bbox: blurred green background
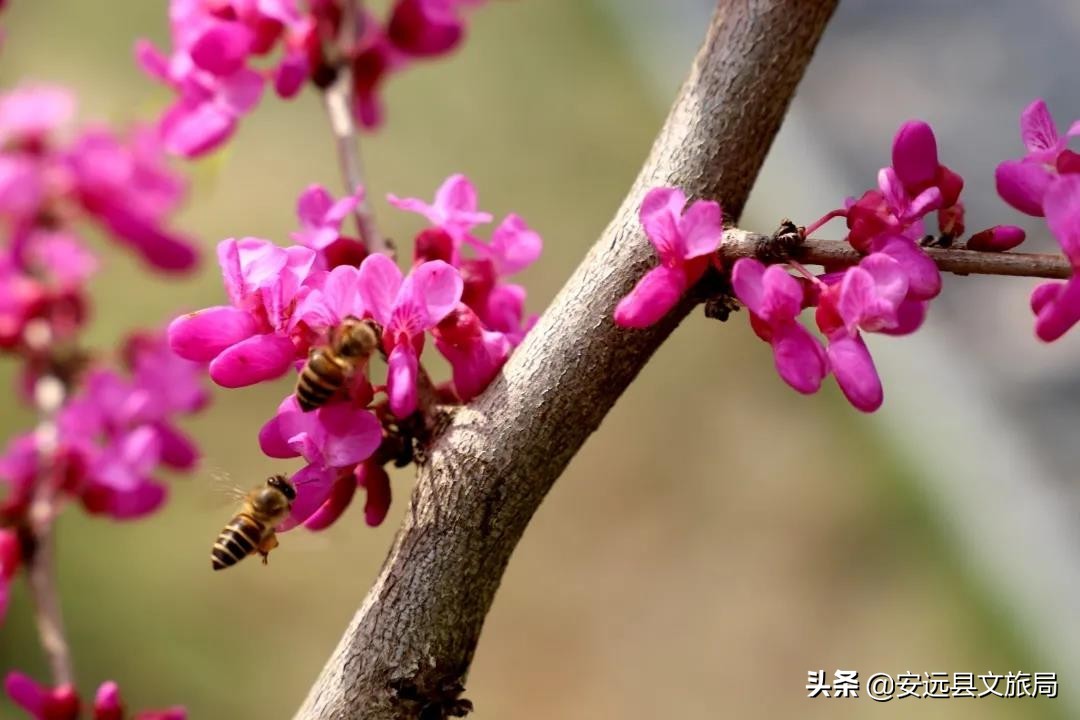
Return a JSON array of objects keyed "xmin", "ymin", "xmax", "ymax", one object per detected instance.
[{"xmin": 0, "ymin": 1, "xmax": 1069, "ymax": 718}]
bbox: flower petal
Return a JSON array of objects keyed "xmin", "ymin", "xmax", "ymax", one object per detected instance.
[
  {"xmin": 168, "ymin": 305, "xmax": 256, "ymax": 361},
  {"xmin": 402, "ymin": 260, "xmax": 463, "ymax": 328},
  {"xmin": 771, "ymin": 322, "xmax": 827, "ymax": 394},
  {"xmin": 1034, "ymin": 277, "xmax": 1080, "ymax": 342},
  {"xmin": 677, "ymin": 199, "xmax": 724, "ymax": 259},
  {"xmin": 316, "ymin": 404, "xmax": 382, "ymax": 468},
  {"xmin": 892, "ymin": 120, "xmax": 939, "ymax": 190},
  {"xmin": 1020, "ymin": 98, "xmax": 1062, "ymax": 160},
  {"xmin": 995, "ymin": 159, "xmax": 1053, "ymax": 217},
  {"xmin": 387, "ymin": 342, "xmax": 419, "ymax": 418},
  {"xmin": 209, "ymin": 333, "xmax": 295, "ymax": 387},
  {"xmin": 489, "ymin": 214, "xmax": 542, "ymax": 275},
  {"xmin": 357, "ymin": 252, "xmax": 403, "ymax": 325},
  {"xmin": 638, "ymin": 186, "xmax": 685, "ymax": 260},
  {"xmin": 827, "ymin": 333, "xmax": 883, "ymax": 412},
  {"xmin": 281, "ymin": 465, "xmax": 335, "ymax": 530},
  {"xmin": 302, "ymin": 474, "xmax": 357, "ymax": 531},
  {"xmin": 1043, "ymin": 174, "xmax": 1080, "ymax": 266},
  {"xmin": 357, "ymin": 462, "xmax": 392, "ymax": 527},
  {"xmin": 613, "ymin": 264, "xmax": 687, "ymax": 328}
]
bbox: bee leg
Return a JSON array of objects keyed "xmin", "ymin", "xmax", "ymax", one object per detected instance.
[{"xmin": 257, "ymin": 533, "xmax": 280, "ymax": 565}]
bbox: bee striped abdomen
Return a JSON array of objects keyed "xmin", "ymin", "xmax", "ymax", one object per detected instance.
[
  {"xmin": 296, "ymin": 349, "xmax": 347, "ymax": 412},
  {"xmin": 211, "ymin": 514, "xmax": 266, "ymax": 571}
]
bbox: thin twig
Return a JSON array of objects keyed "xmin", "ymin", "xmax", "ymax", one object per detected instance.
[
  {"xmin": 718, "ymin": 228, "xmax": 1073, "ymax": 280},
  {"xmin": 320, "ymin": 0, "xmax": 394, "ymax": 258},
  {"xmin": 25, "ymin": 369, "xmax": 74, "ymax": 688}
]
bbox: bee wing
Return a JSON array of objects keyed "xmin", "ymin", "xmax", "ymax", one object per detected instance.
[{"xmin": 208, "ymin": 468, "xmax": 250, "ymax": 506}]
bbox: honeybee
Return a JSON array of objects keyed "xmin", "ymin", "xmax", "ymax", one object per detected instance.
[
  {"xmin": 296, "ymin": 315, "xmax": 379, "ymax": 412},
  {"xmin": 211, "ymin": 474, "xmax": 296, "ymax": 571}
]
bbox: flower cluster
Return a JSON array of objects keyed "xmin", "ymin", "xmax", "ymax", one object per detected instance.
[
  {"xmin": 169, "ymin": 173, "xmax": 540, "ymax": 528},
  {"xmin": 138, "ymin": 0, "xmax": 485, "ymax": 157},
  {"xmin": 0, "ymin": 85, "xmax": 197, "ymax": 358},
  {"xmin": 995, "ymin": 100, "xmax": 1080, "ymax": 341},
  {"xmin": 4, "ymin": 673, "xmax": 184, "ymax": 720},
  {"xmin": 614, "ymin": 111, "xmax": 1080, "ymax": 412},
  {"xmin": 0, "ymin": 332, "xmax": 209, "ymax": 529}
]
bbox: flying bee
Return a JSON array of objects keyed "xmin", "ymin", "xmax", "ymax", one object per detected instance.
[
  {"xmin": 211, "ymin": 474, "xmax": 296, "ymax": 571},
  {"xmin": 296, "ymin": 315, "xmax": 379, "ymax": 412}
]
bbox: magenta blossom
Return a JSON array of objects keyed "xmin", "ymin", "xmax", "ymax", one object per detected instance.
[
  {"xmin": 0, "ymin": 334, "xmax": 208, "ymax": 521},
  {"xmin": 388, "ymin": 0, "xmax": 485, "ymax": 57},
  {"xmin": 996, "ymin": 99, "xmax": 1080, "ymax": 216},
  {"xmin": 66, "ymin": 126, "xmax": 197, "ymax": 272},
  {"xmin": 134, "ymin": 0, "xmax": 315, "ymax": 157},
  {"xmin": 168, "ymin": 237, "xmax": 315, "ymax": 387},
  {"xmin": 0, "ymin": 85, "xmax": 75, "ymax": 146},
  {"xmin": 388, "ymin": 173, "xmax": 493, "ymax": 244},
  {"xmin": 259, "ymin": 396, "xmax": 382, "ymax": 528},
  {"xmin": 303, "ymin": 460, "xmax": 392, "ymax": 530},
  {"xmin": 614, "ymin": 187, "xmax": 724, "ymax": 329},
  {"xmin": 0, "ymin": 528, "xmax": 19, "ymax": 625},
  {"xmin": 731, "ymin": 259, "xmax": 827, "ymax": 394},
  {"xmin": 291, "ymin": 183, "xmax": 365, "ymax": 253},
  {"xmin": 433, "ymin": 303, "xmax": 512, "ymax": 401},
  {"xmin": 358, "ymin": 254, "xmax": 463, "ymax": 417},
  {"xmin": 4, "ymin": 673, "xmax": 185, "ymax": 720},
  {"xmin": 1031, "ymin": 174, "xmax": 1080, "ymax": 341}
]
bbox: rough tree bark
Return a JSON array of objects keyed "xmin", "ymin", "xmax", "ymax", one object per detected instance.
[{"xmin": 295, "ymin": 1, "xmax": 839, "ymax": 717}]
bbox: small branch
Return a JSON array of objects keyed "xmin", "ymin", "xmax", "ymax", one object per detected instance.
[
  {"xmin": 718, "ymin": 228, "xmax": 1073, "ymax": 279},
  {"xmin": 320, "ymin": 0, "xmax": 394, "ymax": 257},
  {"xmin": 294, "ymin": 1, "xmax": 839, "ymax": 717},
  {"xmin": 25, "ymin": 371, "xmax": 74, "ymax": 688}
]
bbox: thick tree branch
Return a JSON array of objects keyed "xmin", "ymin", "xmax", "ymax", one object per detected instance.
[
  {"xmin": 721, "ymin": 228, "xmax": 1073, "ymax": 279},
  {"xmin": 294, "ymin": 1, "xmax": 838, "ymax": 717}
]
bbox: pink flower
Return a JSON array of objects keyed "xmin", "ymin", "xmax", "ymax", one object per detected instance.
[
  {"xmin": 0, "ymin": 85, "xmax": 75, "ymax": 146},
  {"xmin": 168, "ymin": 238, "xmax": 315, "ymax": 387},
  {"xmin": 387, "ymin": 174, "xmax": 493, "ymax": 243},
  {"xmin": 731, "ymin": 259, "xmax": 827, "ymax": 394},
  {"xmin": 996, "ymin": 99, "xmax": 1080, "ymax": 216},
  {"xmin": 3, "ymin": 675, "xmax": 185, "ymax": 720},
  {"xmin": 433, "ymin": 303, "xmax": 512, "ymax": 401},
  {"xmin": 1032, "ymin": 175, "xmax": 1080, "ymax": 341},
  {"xmin": 67, "ymin": 126, "xmax": 197, "ymax": 272},
  {"xmin": 259, "ymin": 397, "xmax": 382, "ymax": 527},
  {"xmin": 290, "ymin": 184, "xmax": 366, "ymax": 268},
  {"xmin": 0, "ymin": 528, "xmax": 19, "ymax": 625},
  {"xmin": 387, "ymin": 0, "xmax": 481, "ymax": 57},
  {"xmin": 93, "ymin": 680, "xmax": 186, "ymax": 720},
  {"xmin": 4, "ymin": 673, "xmax": 80, "ymax": 720},
  {"xmin": 303, "ymin": 460, "xmax": 392, "ymax": 530},
  {"xmin": 967, "ymin": 225, "xmax": 1026, "ymax": 252},
  {"xmin": 614, "ymin": 187, "xmax": 724, "ymax": 329},
  {"xmin": 358, "ymin": 254, "xmax": 463, "ymax": 417}
]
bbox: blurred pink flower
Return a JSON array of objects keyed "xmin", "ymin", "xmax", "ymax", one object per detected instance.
[{"xmin": 0, "ymin": 528, "xmax": 19, "ymax": 625}]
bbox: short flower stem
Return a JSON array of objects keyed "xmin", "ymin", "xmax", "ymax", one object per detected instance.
[
  {"xmin": 719, "ymin": 228, "xmax": 1073, "ymax": 280},
  {"xmin": 320, "ymin": 0, "xmax": 394, "ymax": 258},
  {"xmin": 25, "ymin": 373, "xmax": 74, "ymax": 688}
]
